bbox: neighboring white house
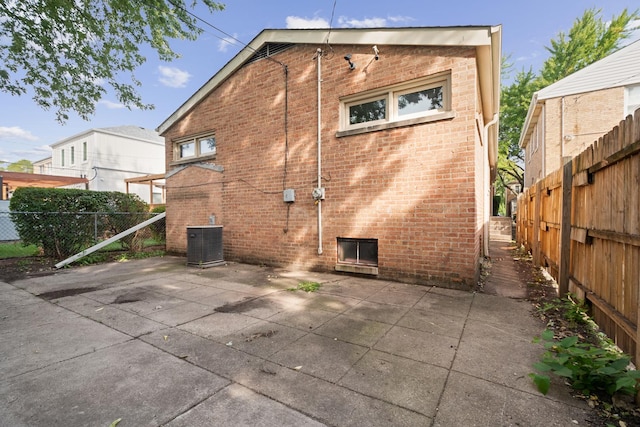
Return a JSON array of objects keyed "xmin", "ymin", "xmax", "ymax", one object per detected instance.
[
  {"xmin": 37, "ymin": 126, "xmax": 165, "ymax": 203},
  {"xmin": 520, "ymin": 39, "xmax": 640, "ymax": 187}
]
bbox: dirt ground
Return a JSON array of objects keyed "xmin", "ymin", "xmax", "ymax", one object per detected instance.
[{"xmin": 0, "ymin": 255, "xmax": 58, "ymax": 283}]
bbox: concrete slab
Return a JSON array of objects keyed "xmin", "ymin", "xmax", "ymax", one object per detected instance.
[
  {"xmin": 141, "ymin": 328, "xmax": 267, "ymax": 379},
  {"xmin": 169, "ymin": 284, "xmax": 228, "ymax": 301},
  {"xmin": 178, "ymin": 311, "xmax": 262, "ymax": 341},
  {"xmin": 344, "ymin": 299, "xmax": 410, "ymax": 324},
  {"xmin": 196, "ymin": 289, "xmax": 258, "ymax": 308},
  {"xmin": 374, "ymin": 325, "xmax": 458, "ymax": 368},
  {"xmin": 396, "ymin": 307, "xmax": 466, "ymax": 339},
  {"xmin": 314, "ymin": 314, "xmax": 392, "ymax": 347},
  {"xmin": 234, "ymin": 360, "xmax": 432, "ymax": 427},
  {"xmin": 0, "ymin": 257, "xmax": 601, "ymax": 426},
  {"xmin": 468, "ymin": 292, "xmax": 538, "ymax": 326},
  {"xmin": 413, "ymin": 291, "xmax": 473, "ymax": 317},
  {"xmin": 211, "ymin": 292, "xmax": 291, "ymax": 319},
  {"xmin": 433, "ymin": 371, "xmax": 591, "ymax": 427},
  {"xmin": 270, "ymin": 333, "xmax": 368, "ymax": 383},
  {"xmin": 166, "ymin": 383, "xmax": 325, "ymax": 427},
  {"xmin": 0, "ymin": 314, "xmax": 130, "ymax": 379},
  {"xmin": 366, "ymin": 288, "xmax": 426, "ymax": 307},
  {"xmin": 0, "ymin": 287, "xmax": 43, "ymax": 307},
  {"xmin": 0, "ymin": 340, "xmax": 229, "ymax": 427},
  {"xmin": 302, "ymin": 293, "xmax": 361, "ymax": 313},
  {"xmin": 453, "ymin": 320, "xmax": 545, "ymax": 393},
  {"xmin": 338, "ymin": 349, "xmax": 449, "ymax": 416},
  {"xmin": 53, "ymin": 295, "xmax": 167, "ymax": 337},
  {"xmin": 0, "ymin": 298, "xmax": 77, "ymax": 330},
  {"xmin": 218, "ymin": 319, "xmax": 308, "ymax": 358},
  {"xmin": 145, "ymin": 301, "xmax": 216, "ymax": 327},
  {"xmin": 316, "ymin": 279, "xmax": 387, "ymax": 300},
  {"xmin": 267, "ymin": 306, "xmax": 338, "ymax": 331}
]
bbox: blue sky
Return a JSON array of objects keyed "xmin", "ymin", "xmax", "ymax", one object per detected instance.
[{"xmin": 1, "ymin": 0, "xmax": 639, "ymax": 165}]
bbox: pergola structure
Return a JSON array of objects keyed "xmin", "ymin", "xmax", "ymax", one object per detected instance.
[
  {"xmin": 125, "ymin": 173, "xmax": 166, "ymax": 207},
  {"xmin": 0, "ymin": 171, "xmax": 88, "ymax": 200}
]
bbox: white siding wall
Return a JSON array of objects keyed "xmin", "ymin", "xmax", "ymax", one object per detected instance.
[{"xmin": 50, "ymin": 131, "xmax": 164, "ymax": 203}]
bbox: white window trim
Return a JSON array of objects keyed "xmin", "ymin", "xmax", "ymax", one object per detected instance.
[
  {"xmin": 625, "ymin": 84, "xmax": 640, "ymax": 117},
  {"xmin": 338, "ymin": 72, "xmax": 452, "ymax": 135},
  {"xmin": 172, "ymin": 132, "xmax": 217, "ymax": 165}
]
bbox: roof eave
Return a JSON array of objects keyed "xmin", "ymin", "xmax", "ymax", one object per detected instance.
[
  {"xmin": 157, "ymin": 26, "xmax": 502, "ymax": 135},
  {"xmin": 518, "ymin": 93, "xmax": 542, "ymax": 149}
]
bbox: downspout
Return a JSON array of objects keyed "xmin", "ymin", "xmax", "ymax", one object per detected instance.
[
  {"xmin": 484, "ymin": 113, "xmax": 499, "ymax": 256},
  {"xmin": 316, "ymin": 48, "xmax": 323, "ymax": 255},
  {"xmin": 560, "ymin": 96, "xmax": 565, "ymax": 166}
]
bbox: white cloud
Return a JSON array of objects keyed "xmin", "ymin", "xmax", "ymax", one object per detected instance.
[
  {"xmin": 387, "ymin": 16, "xmax": 415, "ymax": 24},
  {"xmin": 0, "ymin": 126, "xmax": 38, "ymax": 141},
  {"xmin": 12, "ymin": 145, "xmax": 51, "ymax": 158},
  {"xmin": 98, "ymin": 100, "xmax": 127, "ymax": 109},
  {"xmin": 158, "ymin": 66, "xmax": 192, "ymax": 88},
  {"xmin": 338, "ymin": 16, "xmax": 387, "ymax": 28},
  {"xmin": 218, "ymin": 33, "xmax": 239, "ymax": 53},
  {"xmin": 286, "ymin": 16, "xmax": 330, "ymax": 29}
]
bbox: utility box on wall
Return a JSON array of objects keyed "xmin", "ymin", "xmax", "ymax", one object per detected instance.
[{"xmin": 186, "ymin": 225, "xmax": 224, "ymax": 267}]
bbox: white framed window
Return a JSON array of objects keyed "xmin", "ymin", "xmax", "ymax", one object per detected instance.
[
  {"xmin": 340, "ymin": 72, "xmax": 451, "ymax": 132},
  {"xmin": 61, "ymin": 149, "xmax": 65, "ymax": 167},
  {"xmin": 626, "ymin": 84, "xmax": 640, "ymax": 116},
  {"xmin": 174, "ymin": 132, "xmax": 216, "ymax": 162},
  {"xmin": 70, "ymin": 146, "xmax": 75, "ymax": 165},
  {"xmin": 82, "ymin": 141, "xmax": 88, "ymax": 162}
]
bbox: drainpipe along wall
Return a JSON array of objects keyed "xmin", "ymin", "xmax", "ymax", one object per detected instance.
[
  {"xmin": 484, "ymin": 113, "xmax": 499, "ymax": 257},
  {"xmin": 316, "ymin": 48, "xmax": 323, "ymax": 255}
]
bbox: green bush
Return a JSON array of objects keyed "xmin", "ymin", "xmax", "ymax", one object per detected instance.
[
  {"xmin": 531, "ymin": 329, "xmax": 640, "ymax": 397},
  {"xmin": 149, "ymin": 205, "xmax": 166, "ymax": 243},
  {"xmin": 101, "ymin": 192, "xmax": 149, "ymax": 251},
  {"xmin": 9, "ymin": 187, "xmax": 148, "ymax": 259}
]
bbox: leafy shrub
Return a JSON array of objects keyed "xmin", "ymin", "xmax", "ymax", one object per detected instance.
[
  {"xmin": 101, "ymin": 192, "xmax": 149, "ymax": 251},
  {"xmin": 9, "ymin": 187, "xmax": 148, "ymax": 259},
  {"xmin": 148, "ymin": 205, "xmax": 166, "ymax": 243},
  {"xmin": 531, "ymin": 329, "xmax": 640, "ymax": 397}
]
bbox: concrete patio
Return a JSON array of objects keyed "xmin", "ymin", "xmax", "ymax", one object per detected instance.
[{"xmin": 1, "ymin": 255, "xmax": 591, "ymax": 426}]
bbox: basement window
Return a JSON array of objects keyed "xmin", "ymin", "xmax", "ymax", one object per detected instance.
[{"xmin": 337, "ymin": 238, "xmax": 378, "ymax": 266}]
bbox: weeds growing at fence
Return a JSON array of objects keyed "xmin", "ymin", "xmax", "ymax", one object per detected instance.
[{"xmin": 530, "ymin": 295, "xmax": 640, "ymax": 413}]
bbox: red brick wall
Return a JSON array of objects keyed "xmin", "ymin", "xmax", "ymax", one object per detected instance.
[{"xmin": 163, "ymin": 44, "xmax": 483, "ymax": 288}]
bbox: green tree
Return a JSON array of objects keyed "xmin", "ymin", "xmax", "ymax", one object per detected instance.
[
  {"xmin": 0, "ymin": 0, "xmax": 224, "ymax": 123},
  {"xmin": 497, "ymin": 7, "xmax": 639, "ymax": 193},
  {"xmin": 7, "ymin": 159, "xmax": 34, "ymax": 173}
]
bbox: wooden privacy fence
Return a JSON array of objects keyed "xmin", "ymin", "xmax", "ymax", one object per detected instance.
[{"xmin": 517, "ymin": 109, "xmax": 640, "ymax": 366}]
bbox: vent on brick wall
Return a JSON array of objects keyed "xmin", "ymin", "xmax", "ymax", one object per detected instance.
[{"xmin": 245, "ymin": 43, "xmax": 294, "ymax": 65}]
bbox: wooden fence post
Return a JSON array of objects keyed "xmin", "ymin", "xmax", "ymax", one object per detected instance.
[
  {"xmin": 532, "ymin": 181, "xmax": 542, "ymax": 266},
  {"xmin": 558, "ymin": 160, "xmax": 573, "ymax": 297}
]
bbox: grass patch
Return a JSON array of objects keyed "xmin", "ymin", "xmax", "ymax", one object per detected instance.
[
  {"xmin": 0, "ymin": 242, "xmax": 40, "ymax": 258},
  {"xmin": 287, "ymin": 281, "xmax": 321, "ymax": 292}
]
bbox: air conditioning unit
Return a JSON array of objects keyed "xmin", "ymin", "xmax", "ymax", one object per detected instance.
[{"xmin": 186, "ymin": 226, "xmax": 224, "ymax": 267}]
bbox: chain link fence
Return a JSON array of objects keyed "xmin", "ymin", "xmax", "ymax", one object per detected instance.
[{"xmin": 0, "ymin": 211, "xmax": 166, "ymax": 260}]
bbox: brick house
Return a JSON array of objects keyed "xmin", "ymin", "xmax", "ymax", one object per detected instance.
[
  {"xmin": 520, "ymin": 39, "xmax": 640, "ymax": 188},
  {"xmin": 157, "ymin": 27, "xmax": 502, "ymax": 289}
]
